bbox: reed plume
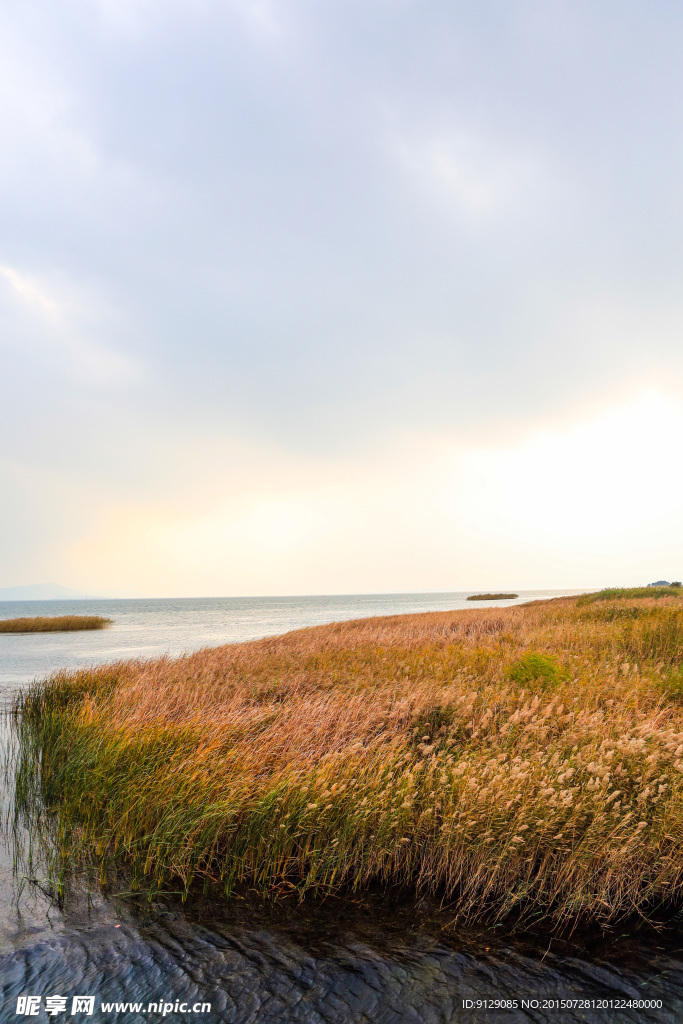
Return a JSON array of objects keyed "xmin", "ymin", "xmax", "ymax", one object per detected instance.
[{"xmin": 14, "ymin": 592, "xmax": 683, "ymax": 924}]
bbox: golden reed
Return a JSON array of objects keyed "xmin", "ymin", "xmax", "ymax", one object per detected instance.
[
  {"xmin": 15, "ymin": 592, "xmax": 683, "ymax": 924},
  {"xmin": 0, "ymin": 615, "xmax": 111, "ymax": 633}
]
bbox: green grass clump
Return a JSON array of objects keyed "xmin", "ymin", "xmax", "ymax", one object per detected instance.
[
  {"xmin": 0, "ymin": 615, "xmax": 111, "ymax": 633},
  {"xmin": 12, "ymin": 592, "xmax": 683, "ymax": 927},
  {"xmin": 467, "ymin": 593, "xmax": 518, "ymax": 601},
  {"xmin": 507, "ymin": 652, "xmax": 566, "ymax": 687}
]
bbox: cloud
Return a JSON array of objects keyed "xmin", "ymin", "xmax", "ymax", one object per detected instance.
[
  {"xmin": 0, "ymin": 18, "xmax": 98, "ymax": 179},
  {"xmin": 56, "ymin": 392, "xmax": 683, "ymax": 596},
  {"xmin": 0, "ymin": 265, "xmax": 59, "ymax": 316},
  {"xmin": 0, "ymin": 264, "xmax": 139, "ymax": 385},
  {"xmin": 93, "ymin": 0, "xmax": 284, "ymax": 41},
  {"xmin": 396, "ymin": 130, "xmax": 537, "ymax": 219},
  {"xmin": 236, "ymin": 0, "xmax": 283, "ymax": 38},
  {"xmin": 93, "ymin": 0, "xmax": 166, "ymax": 37},
  {"xmin": 2, "ymin": 1, "xmax": 683, "ymax": 595},
  {"xmin": 444, "ymin": 392, "xmax": 683, "ymax": 544}
]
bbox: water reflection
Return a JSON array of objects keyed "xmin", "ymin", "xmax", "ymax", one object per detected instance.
[{"xmin": 2, "ymin": 885, "xmax": 683, "ymax": 1023}]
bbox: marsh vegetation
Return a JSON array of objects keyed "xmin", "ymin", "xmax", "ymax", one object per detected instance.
[
  {"xmin": 467, "ymin": 593, "xmax": 518, "ymax": 601},
  {"xmin": 13, "ymin": 591, "xmax": 683, "ymax": 926},
  {"xmin": 0, "ymin": 615, "xmax": 111, "ymax": 633},
  {"xmin": 578, "ymin": 586, "xmax": 683, "ymax": 603}
]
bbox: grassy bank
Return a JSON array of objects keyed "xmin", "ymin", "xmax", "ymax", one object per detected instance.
[
  {"xmin": 578, "ymin": 586, "xmax": 682, "ymax": 603},
  {"xmin": 0, "ymin": 615, "xmax": 111, "ymax": 633},
  {"xmin": 14, "ymin": 592, "xmax": 683, "ymax": 925}
]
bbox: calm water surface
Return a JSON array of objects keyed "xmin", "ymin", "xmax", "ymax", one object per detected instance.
[
  {"xmin": 0, "ymin": 591, "xmax": 579, "ymax": 694},
  {"xmin": 1, "ymin": 591, "xmax": 681, "ymax": 1022}
]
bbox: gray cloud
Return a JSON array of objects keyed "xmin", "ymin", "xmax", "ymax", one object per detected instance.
[{"xmin": 2, "ymin": 0, "xmax": 683, "ymax": 590}]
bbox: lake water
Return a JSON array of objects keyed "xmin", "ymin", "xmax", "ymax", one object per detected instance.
[
  {"xmin": 2, "ymin": 590, "xmax": 682, "ymax": 1022},
  {"xmin": 0, "ymin": 591, "xmax": 582, "ymax": 697}
]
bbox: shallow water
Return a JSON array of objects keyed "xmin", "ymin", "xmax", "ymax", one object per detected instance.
[
  {"xmin": 2, "ymin": 872, "xmax": 683, "ymax": 1023},
  {"xmin": 1, "ymin": 591, "xmax": 681, "ymax": 1022}
]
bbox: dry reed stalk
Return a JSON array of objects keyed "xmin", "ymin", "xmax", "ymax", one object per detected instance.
[{"xmin": 14, "ymin": 594, "xmax": 683, "ymax": 923}]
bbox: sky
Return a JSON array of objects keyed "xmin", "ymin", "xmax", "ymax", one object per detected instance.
[{"xmin": 2, "ymin": 0, "xmax": 683, "ymax": 597}]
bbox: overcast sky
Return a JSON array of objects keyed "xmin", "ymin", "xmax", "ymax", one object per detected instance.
[{"xmin": 2, "ymin": 0, "xmax": 683, "ymax": 596}]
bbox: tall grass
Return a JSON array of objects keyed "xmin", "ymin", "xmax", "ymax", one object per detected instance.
[
  {"xmin": 578, "ymin": 587, "xmax": 682, "ymax": 603},
  {"xmin": 0, "ymin": 615, "xmax": 111, "ymax": 633},
  {"xmin": 13, "ymin": 594, "xmax": 683, "ymax": 925}
]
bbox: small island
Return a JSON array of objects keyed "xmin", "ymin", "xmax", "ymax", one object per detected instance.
[
  {"xmin": 0, "ymin": 615, "xmax": 112, "ymax": 633},
  {"xmin": 467, "ymin": 592, "xmax": 518, "ymax": 601}
]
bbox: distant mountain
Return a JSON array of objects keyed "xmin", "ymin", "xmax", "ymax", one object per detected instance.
[{"xmin": 0, "ymin": 583, "xmax": 97, "ymax": 601}]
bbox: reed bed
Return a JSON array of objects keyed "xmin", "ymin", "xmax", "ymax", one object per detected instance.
[
  {"xmin": 578, "ymin": 586, "xmax": 682, "ymax": 603},
  {"xmin": 14, "ymin": 593, "xmax": 683, "ymax": 925},
  {"xmin": 0, "ymin": 615, "xmax": 111, "ymax": 633}
]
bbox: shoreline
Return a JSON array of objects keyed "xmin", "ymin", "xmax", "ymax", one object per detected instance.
[{"xmin": 13, "ymin": 591, "xmax": 683, "ymax": 927}]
